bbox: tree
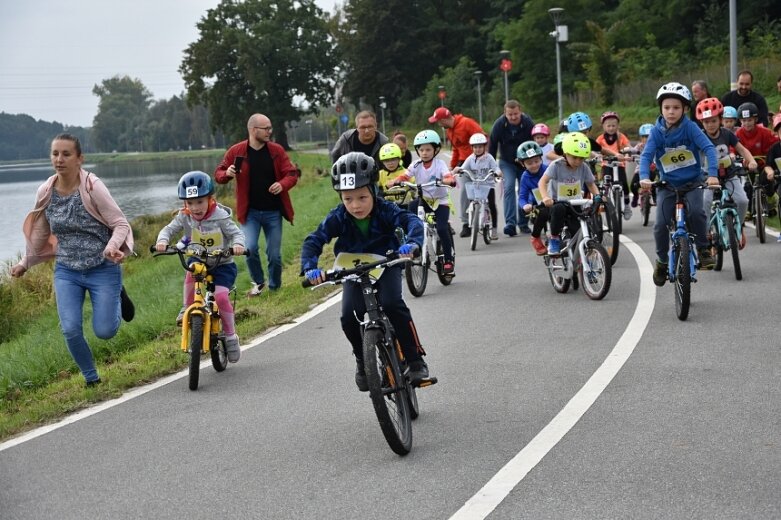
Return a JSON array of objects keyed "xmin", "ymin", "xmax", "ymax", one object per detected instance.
[
  {"xmin": 92, "ymin": 76, "xmax": 152, "ymax": 152},
  {"xmin": 180, "ymin": 0, "xmax": 337, "ymax": 148}
]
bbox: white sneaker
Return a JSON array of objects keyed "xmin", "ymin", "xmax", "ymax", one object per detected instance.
[
  {"xmin": 247, "ymin": 282, "xmax": 265, "ymax": 297},
  {"xmin": 225, "ymin": 334, "xmax": 241, "ymax": 363},
  {"xmin": 490, "ymin": 228, "xmax": 499, "ymax": 240},
  {"xmin": 622, "ymin": 204, "xmax": 633, "ymax": 220}
]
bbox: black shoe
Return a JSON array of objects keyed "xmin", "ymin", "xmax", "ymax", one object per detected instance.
[
  {"xmin": 85, "ymin": 378, "xmax": 102, "ymax": 388},
  {"xmin": 459, "ymin": 224, "xmax": 471, "ymax": 238},
  {"xmin": 120, "ymin": 286, "xmax": 135, "ymax": 322},
  {"xmin": 355, "ymin": 360, "xmax": 369, "ymax": 392},
  {"xmin": 653, "ymin": 260, "xmax": 668, "ymax": 287},
  {"xmin": 407, "ymin": 359, "xmax": 429, "ymax": 385},
  {"xmin": 698, "ymin": 247, "xmax": 715, "ymax": 270},
  {"xmin": 503, "ymin": 225, "xmax": 517, "ymax": 237}
]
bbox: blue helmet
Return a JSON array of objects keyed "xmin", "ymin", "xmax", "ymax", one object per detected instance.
[
  {"xmin": 178, "ymin": 171, "xmax": 214, "ymax": 199},
  {"xmin": 638, "ymin": 124, "xmax": 654, "ymax": 137},
  {"xmin": 723, "ymin": 106, "xmax": 738, "ymax": 119},
  {"xmin": 566, "ymin": 112, "xmax": 592, "ymax": 132}
]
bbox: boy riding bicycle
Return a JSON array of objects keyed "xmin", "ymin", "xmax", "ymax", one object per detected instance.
[
  {"xmin": 155, "ymin": 171, "xmax": 245, "ymax": 362},
  {"xmin": 301, "ymin": 152, "xmax": 432, "ymax": 391},
  {"xmin": 516, "ymin": 141, "xmax": 550, "ymax": 255},
  {"xmin": 639, "ymin": 82, "xmax": 719, "ymax": 286}
]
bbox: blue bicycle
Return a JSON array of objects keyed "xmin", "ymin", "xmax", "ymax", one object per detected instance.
[
  {"xmin": 707, "ymin": 164, "xmax": 746, "ymax": 281},
  {"xmin": 655, "ymin": 181, "xmax": 703, "ymax": 321}
]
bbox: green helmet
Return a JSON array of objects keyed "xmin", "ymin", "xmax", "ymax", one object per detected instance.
[
  {"xmin": 562, "ymin": 132, "xmax": 591, "ymax": 158},
  {"xmin": 379, "ymin": 143, "xmax": 402, "ymax": 161},
  {"xmin": 516, "ymin": 141, "xmax": 543, "ymax": 161},
  {"xmin": 553, "ymin": 133, "xmax": 565, "ymax": 145}
]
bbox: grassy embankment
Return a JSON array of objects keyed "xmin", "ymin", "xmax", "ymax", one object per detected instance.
[{"xmin": 0, "ymin": 150, "xmax": 338, "ymax": 441}]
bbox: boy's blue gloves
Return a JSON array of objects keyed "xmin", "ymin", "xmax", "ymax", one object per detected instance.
[
  {"xmin": 398, "ymin": 243, "xmax": 417, "ymax": 255},
  {"xmin": 305, "ymin": 269, "xmax": 323, "ymax": 282},
  {"xmin": 593, "ymin": 194, "xmax": 603, "ymax": 205}
]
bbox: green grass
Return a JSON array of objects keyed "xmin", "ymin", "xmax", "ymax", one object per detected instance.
[{"xmin": 0, "ymin": 151, "xmax": 337, "ymax": 441}]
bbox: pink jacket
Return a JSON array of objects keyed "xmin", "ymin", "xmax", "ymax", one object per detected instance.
[{"xmin": 16, "ymin": 169, "xmax": 134, "ymax": 270}]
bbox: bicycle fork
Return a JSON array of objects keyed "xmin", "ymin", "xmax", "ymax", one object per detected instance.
[{"xmin": 668, "ymin": 203, "xmax": 698, "ymax": 282}]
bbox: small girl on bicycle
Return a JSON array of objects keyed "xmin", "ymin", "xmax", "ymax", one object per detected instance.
[
  {"xmin": 537, "ymin": 132, "xmax": 601, "ymax": 256},
  {"xmin": 404, "ymin": 130, "xmax": 457, "ymax": 275},
  {"xmin": 155, "ymin": 171, "xmax": 245, "ymax": 363},
  {"xmin": 595, "ymin": 111, "xmax": 632, "ymax": 219},
  {"xmin": 378, "ymin": 143, "xmax": 415, "ymax": 208},
  {"xmin": 301, "ymin": 152, "xmax": 432, "ymax": 391},
  {"xmin": 456, "ymin": 133, "xmax": 500, "ymax": 240},
  {"xmin": 639, "ymin": 82, "xmax": 719, "ymax": 286},
  {"xmin": 516, "ymin": 141, "xmax": 549, "ymax": 255}
]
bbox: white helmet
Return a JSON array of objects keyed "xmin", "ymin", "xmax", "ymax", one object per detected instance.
[
  {"xmin": 468, "ymin": 133, "xmax": 488, "ymax": 146},
  {"xmin": 656, "ymin": 82, "xmax": 692, "ymax": 107}
]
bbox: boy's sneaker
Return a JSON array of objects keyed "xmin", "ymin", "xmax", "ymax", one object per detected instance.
[
  {"xmin": 247, "ymin": 282, "xmax": 266, "ymax": 297},
  {"xmin": 442, "ymin": 261, "xmax": 455, "ymax": 275},
  {"xmin": 698, "ymin": 247, "xmax": 715, "ymax": 270},
  {"xmin": 459, "ymin": 224, "xmax": 471, "ymax": 237},
  {"xmin": 355, "ymin": 359, "xmax": 369, "ymax": 392},
  {"xmin": 653, "ymin": 260, "xmax": 668, "ymax": 287},
  {"xmin": 225, "ymin": 334, "xmax": 241, "ymax": 363},
  {"xmin": 530, "ymin": 236, "xmax": 547, "ymax": 255},
  {"xmin": 120, "ymin": 286, "xmax": 135, "ymax": 322},
  {"xmin": 547, "ymin": 236, "xmax": 561, "ymax": 256},
  {"xmin": 490, "ymin": 228, "xmax": 499, "ymax": 240},
  {"xmin": 176, "ymin": 306, "xmax": 186, "ymax": 326},
  {"xmin": 622, "ymin": 204, "xmax": 633, "ymax": 220},
  {"xmin": 407, "ymin": 359, "xmax": 429, "ymax": 385},
  {"xmin": 631, "ymin": 197, "xmax": 638, "ymax": 207},
  {"xmin": 503, "ymin": 225, "xmax": 517, "ymax": 237}
]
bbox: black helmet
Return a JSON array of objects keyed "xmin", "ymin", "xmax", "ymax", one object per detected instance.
[
  {"xmin": 331, "ymin": 152, "xmax": 377, "ymax": 191},
  {"xmin": 178, "ymin": 171, "xmax": 214, "ymax": 199},
  {"xmin": 737, "ymin": 102, "xmax": 758, "ymax": 119}
]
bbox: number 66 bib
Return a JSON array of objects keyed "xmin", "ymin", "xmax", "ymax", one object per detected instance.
[{"xmin": 660, "ymin": 148, "xmax": 696, "ymax": 173}]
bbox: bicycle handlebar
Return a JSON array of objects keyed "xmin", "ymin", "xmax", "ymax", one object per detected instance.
[
  {"xmin": 149, "ymin": 244, "xmax": 247, "ymax": 273},
  {"xmin": 301, "ymin": 251, "xmax": 412, "ymax": 289},
  {"xmin": 454, "ymin": 168, "xmax": 500, "ymax": 182}
]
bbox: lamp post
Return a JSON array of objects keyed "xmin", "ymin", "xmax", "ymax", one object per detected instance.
[
  {"xmin": 548, "ymin": 7, "xmax": 567, "ymax": 123},
  {"xmin": 499, "ymin": 50, "xmax": 511, "ymax": 103},
  {"xmin": 437, "ymin": 85, "xmax": 446, "ymax": 107},
  {"xmin": 305, "ymin": 119, "xmax": 313, "ymax": 144},
  {"xmin": 474, "ymin": 70, "xmax": 483, "ymax": 125},
  {"xmin": 378, "ymin": 96, "xmax": 387, "ymax": 135}
]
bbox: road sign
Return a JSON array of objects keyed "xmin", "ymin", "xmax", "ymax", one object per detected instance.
[
  {"xmin": 340, "ymin": 114, "xmax": 349, "ymax": 124},
  {"xmin": 500, "ymin": 59, "xmax": 512, "ymax": 72}
]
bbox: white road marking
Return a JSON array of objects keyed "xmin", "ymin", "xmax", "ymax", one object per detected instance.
[
  {"xmin": 449, "ymin": 235, "xmax": 655, "ymax": 519},
  {"xmin": 0, "ymin": 291, "xmax": 343, "ymax": 452}
]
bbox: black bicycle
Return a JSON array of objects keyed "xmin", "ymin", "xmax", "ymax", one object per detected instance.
[{"xmin": 303, "ymin": 251, "xmax": 437, "ymax": 455}]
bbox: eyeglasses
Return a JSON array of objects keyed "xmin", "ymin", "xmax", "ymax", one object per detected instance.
[{"xmin": 253, "ymin": 126, "xmax": 273, "ymax": 132}]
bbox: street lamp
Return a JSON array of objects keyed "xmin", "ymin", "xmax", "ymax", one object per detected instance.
[
  {"xmin": 548, "ymin": 7, "xmax": 568, "ymax": 123},
  {"xmin": 499, "ymin": 50, "xmax": 511, "ymax": 103},
  {"xmin": 305, "ymin": 119, "xmax": 313, "ymax": 145},
  {"xmin": 474, "ymin": 71, "xmax": 483, "ymax": 125},
  {"xmin": 378, "ymin": 96, "xmax": 387, "ymax": 135}
]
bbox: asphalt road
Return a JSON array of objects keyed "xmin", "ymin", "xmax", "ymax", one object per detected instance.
[{"xmin": 2, "ymin": 182, "xmax": 780, "ymax": 519}]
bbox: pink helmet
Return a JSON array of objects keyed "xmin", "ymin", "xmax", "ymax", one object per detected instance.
[
  {"xmin": 600, "ymin": 111, "xmax": 620, "ymax": 124},
  {"xmin": 531, "ymin": 123, "xmax": 550, "ymax": 137}
]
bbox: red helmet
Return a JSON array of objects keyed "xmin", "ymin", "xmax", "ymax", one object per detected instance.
[
  {"xmin": 695, "ymin": 97, "xmax": 724, "ymax": 120},
  {"xmin": 600, "ymin": 111, "xmax": 620, "ymax": 124},
  {"xmin": 531, "ymin": 123, "xmax": 550, "ymax": 137}
]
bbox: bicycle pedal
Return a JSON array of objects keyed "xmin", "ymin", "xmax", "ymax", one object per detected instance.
[{"xmin": 414, "ymin": 377, "xmax": 438, "ymax": 388}]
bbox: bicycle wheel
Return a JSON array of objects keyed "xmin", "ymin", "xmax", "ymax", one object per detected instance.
[
  {"xmin": 436, "ymin": 241, "xmax": 454, "ymax": 286},
  {"xmin": 641, "ymin": 192, "xmax": 651, "ymax": 227},
  {"xmin": 725, "ymin": 213, "xmax": 742, "ymax": 281},
  {"xmin": 188, "ymin": 315, "xmax": 203, "ymax": 390},
  {"xmin": 482, "ymin": 205, "xmax": 492, "ymax": 245},
  {"xmin": 404, "ymin": 235, "xmax": 429, "ymax": 297},
  {"xmin": 673, "ymin": 236, "xmax": 691, "ymax": 321},
  {"xmin": 470, "ymin": 204, "xmax": 479, "ymax": 251},
  {"xmin": 363, "ymin": 329, "xmax": 412, "ymax": 455},
  {"xmin": 612, "ymin": 188, "xmax": 623, "ymax": 234},
  {"xmin": 211, "ymin": 334, "xmax": 228, "ymax": 372},
  {"xmin": 710, "ymin": 221, "xmax": 723, "ymax": 272},
  {"xmin": 579, "ymin": 241, "xmax": 612, "ymax": 300},
  {"xmin": 597, "ymin": 200, "xmax": 620, "ymax": 265},
  {"xmin": 546, "ymin": 256, "xmax": 571, "ymax": 293},
  {"xmin": 755, "ymin": 192, "xmax": 766, "ymax": 243}
]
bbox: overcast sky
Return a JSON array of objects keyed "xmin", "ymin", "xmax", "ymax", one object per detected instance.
[{"xmin": 0, "ymin": 0, "xmax": 337, "ymax": 128}]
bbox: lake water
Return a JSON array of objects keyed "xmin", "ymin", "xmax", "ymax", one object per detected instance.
[{"xmin": 1, "ymin": 156, "xmax": 220, "ymax": 265}]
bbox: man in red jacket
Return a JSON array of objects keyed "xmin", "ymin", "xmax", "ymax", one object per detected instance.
[
  {"xmin": 215, "ymin": 113, "xmax": 299, "ymax": 295},
  {"xmin": 429, "ymin": 106, "xmax": 485, "ymax": 237}
]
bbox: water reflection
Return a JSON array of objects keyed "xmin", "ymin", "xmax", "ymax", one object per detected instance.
[{"xmin": 1, "ymin": 156, "xmax": 219, "ymax": 264}]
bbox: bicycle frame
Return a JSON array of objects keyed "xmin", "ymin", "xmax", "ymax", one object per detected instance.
[
  {"xmin": 708, "ymin": 181, "xmax": 742, "ymax": 251},
  {"xmin": 665, "ymin": 186, "xmax": 700, "ymax": 283},
  {"xmin": 545, "ymin": 199, "xmax": 598, "ymax": 278},
  {"xmin": 180, "ymin": 260, "xmax": 221, "ymax": 354},
  {"xmin": 401, "ymin": 180, "xmax": 448, "ymax": 272}
]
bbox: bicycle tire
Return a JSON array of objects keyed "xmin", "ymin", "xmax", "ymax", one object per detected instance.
[
  {"xmin": 673, "ymin": 236, "xmax": 691, "ymax": 321},
  {"xmin": 725, "ymin": 213, "xmax": 742, "ymax": 280},
  {"xmin": 211, "ymin": 334, "xmax": 228, "ymax": 372},
  {"xmin": 641, "ymin": 193, "xmax": 651, "ymax": 227},
  {"xmin": 470, "ymin": 205, "xmax": 479, "ymax": 251},
  {"xmin": 579, "ymin": 241, "xmax": 612, "ymax": 300},
  {"xmin": 711, "ymin": 222, "xmax": 723, "ymax": 272},
  {"xmin": 405, "ymin": 231, "xmax": 430, "ymax": 298},
  {"xmin": 755, "ymin": 193, "xmax": 766, "ymax": 243},
  {"xmin": 407, "ymin": 378, "xmax": 420, "ymax": 420},
  {"xmin": 482, "ymin": 205, "xmax": 492, "ymax": 245},
  {"xmin": 188, "ymin": 314, "xmax": 203, "ymax": 390},
  {"xmin": 547, "ymin": 256, "xmax": 571, "ymax": 293},
  {"xmin": 612, "ymin": 188, "xmax": 623, "ymax": 234},
  {"xmin": 363, "ymin": 329, "xmax": 412, "ymax": 455},
  {"xmin": 598, "ymin": 200, "xmax": 620, "ymax": 265},
  {"xmin": 436, "ymin": 241, "xmax": 454, "ymax": 286}
]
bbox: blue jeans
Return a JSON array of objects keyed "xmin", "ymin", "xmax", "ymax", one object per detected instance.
[
  {"xmin": 242, "ymin": 208, "xmax": 283, "ymax": 289},
  {"xmin": 499, "ymin": 159, "xmax": 528, "ymax": 229},
  {"xmin": 53, "ymin": 260, "xmax": 122, "ymax": 383},
  {"xmin": 653, "ymin": 184, "xmax": 709, "ymax": 263}
]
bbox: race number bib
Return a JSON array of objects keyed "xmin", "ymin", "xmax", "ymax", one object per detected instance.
[
  {"xmin": 718, "ymin": 156, "xmax": 732, "ymax": 169},
  {"xmin": 339, "ymin": 173, "xmax": 356, "ymax": 190},
  {"xmin": 659, "ymin": 149, "xmax": 696, "ymax": 173},
  {"xmin": 192, "ymin": 229, "xmax": 224, "ymax": 249},
  {"xmin": 557, "ymin": 182, "xmax": 581, "ymax": 200},
  {"xmin": 532, "ymin": 187, "xmax": 543, "ymax": 204}
]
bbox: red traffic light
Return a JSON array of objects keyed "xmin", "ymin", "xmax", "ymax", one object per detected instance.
[
  {"xmin": 499, "ymin": 59, "xmax": 512, "ymax": 72},
  {"xmin": 438, "ymin": 90, "xmax": 447, "ymax": 100}
]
